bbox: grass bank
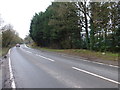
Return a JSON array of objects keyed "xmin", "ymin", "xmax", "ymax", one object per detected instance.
[
  {"xmin": 28, "ymin": 44, "xmax": 118, "ymax": 61},
  {"xmin": 0, "ymin": 48, "xmax": 9, "ymax": 57},
  {"xmin": 0, "ymin": 49, "xmax": 1, "ymax": 57}
]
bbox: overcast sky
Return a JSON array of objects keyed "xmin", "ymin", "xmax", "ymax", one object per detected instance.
[{"xmin": 0, "ymin": 0, "xmax": 53, "ymax": 39}]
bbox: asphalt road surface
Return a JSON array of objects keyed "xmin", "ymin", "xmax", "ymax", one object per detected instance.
[{"xmin": 8, "ymin": 44, "xmax": 119, "ymax": 88}]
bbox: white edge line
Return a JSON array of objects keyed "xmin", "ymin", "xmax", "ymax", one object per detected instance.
[
  {"xmin": 22, "ymin": 46, "xmax": 118, "ymax": 68},
  {"xmin": 83, "ymin": 59, "xmax": 119, "ymax": 68},
  {"xmin": 8, "ymin": 49, "xmax": 16, "ymax": 88},
  {"xmin": 24, "ymin": 45, "xmax": 119, "ymax": 68},
  {"xmin": 72, "ymin": 66, "xmax": 120, "ymax": 85}
]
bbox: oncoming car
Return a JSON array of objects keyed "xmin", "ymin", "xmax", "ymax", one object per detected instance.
[{"xmin": 16, "ymin": 44, "xmax": 20, "ymax": 47}]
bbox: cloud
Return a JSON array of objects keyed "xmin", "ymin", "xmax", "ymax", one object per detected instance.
[{"xmin": 0, "ymin": 0, "xmax": 52, "ymax": 39}]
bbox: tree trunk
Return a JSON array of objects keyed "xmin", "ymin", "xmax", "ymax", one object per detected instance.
[
  {"xmin": 84, "ymin": 8, "xmax": 90, "ymax": 49},
  {"xmin": 90, "ymin": 19, "xmax": 95, "ymax": 50}
]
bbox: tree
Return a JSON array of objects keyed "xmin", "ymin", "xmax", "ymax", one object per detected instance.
[
  {"xmin": 24, "ymin": 35, "xmax": 33, "ymax": 44},
  {"xmin": 114, "ymin": 1, "xmax": 120, "ymax": 52},
  {"xmin": 30, "ymin": 2, "xmax": 81, "ymax": 49},
  {"xmin": 77, "ymin": 1, "xmax": 90, "ymax": 49},
  {"xmin": 0, "ymin": 14, "xmax": 4, "ymax": 29},
  {"xmin": 0, "ymin": 14, "xmax": 3, "ymax": 49},
  {"xmin": 29, "ymin": 1, "xmax": 120, "ymax": 52},
  {"xmin": 48, "ymin": 2, "xmax": 81, "ymax": 48},
  {"xmin": 30, "ymin": 12, "xmax": 51, "ymax": 47},
  {"xmin": 2, "ymin": 24, "xmax": 22, "ymax": 47},
  {"xmin": 89, "ymin": 2, "xmax": 119, "ymax": 52}
]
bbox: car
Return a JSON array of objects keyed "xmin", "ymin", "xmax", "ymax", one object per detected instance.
[{"xmin": 16, "ymin": 44, "xmax": 20, "ymax": 47}]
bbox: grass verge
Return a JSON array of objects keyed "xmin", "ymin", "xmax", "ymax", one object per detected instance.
[
  {"xmin": 0, "ymin": 48, "xmax": 9, "ymax": 57},
  {"xmin": 28, "ymin": 44, "xmax": 118, "ymax": 61},
  {"xmin": 0, "ymin": 49, "xmax": 2, "ymax": 57}
]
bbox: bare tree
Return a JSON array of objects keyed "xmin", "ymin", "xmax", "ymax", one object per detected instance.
[
  {"xmin": 2, "ymin": 24, "xmax": 22, "ymax": 47},
  {"xmin": 77, "ymin": 1, "xmax": 90, "ymax": 49}
]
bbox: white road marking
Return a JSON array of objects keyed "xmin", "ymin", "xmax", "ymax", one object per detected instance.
[
  {"xmin": 24, "ymin": 44, "xmax": 29, "ymax": 48},
  {"xmin": 94, "ymin": 61, "xmax": 118, "ymax": 68},
  {"xmin": 72, "ymin": 67, "xmax": 120, "ymax": 85},
  {"xmin": 83, "ymin": 60, "xmax": 91, "ymax": 62},
  {"xmin": 83, "ymin": 59, "xmax": 119, "ymax": 68},
  {"xmin": 21, "ymin": 48, "xmax": 32, "ymax": 54},
  {"xmin": 92, "ymin": 62, "xmax": 104, "ymax": 65},
  {"xmin": 26, "ymin": 51, "xmax": 32, "ymax": 54},
  {"xmin": 24, "ymin": 45, "xmax": 119, "ymax": 68},
  {"xmin": 109, "ymin": 65, "xmax": 119, "ymax": 68},
  {"xmin": 21, "ymin": 46, "xmax": 119, "ymax": 68},
  {"xmin": 37, "ymin": 54, "xmax": 55, "ymax": 62},
  {"xmin": 21, "ymin": 48, "xmax": 55, "ymax": 62},
  {"xmin": 8, "ymin": 49, "xmax": 16, "ymax": 88}
]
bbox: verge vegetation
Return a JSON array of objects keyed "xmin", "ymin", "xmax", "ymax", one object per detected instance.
[
  {"xmin": 1, "ymin": 48, "xmax": 9, "ymax": 56},
  {"xmin": 29, "ymin": 43, "xmax": 118, "ymax": 61},
  {"xmin": 0, "ymin": 16, "xmax": 23, "ymax": 56}
]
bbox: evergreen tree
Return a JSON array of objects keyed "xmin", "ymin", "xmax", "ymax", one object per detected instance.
[{"xmin": 29, "ymin": 2, "xmax": 120, "ymax": 52}]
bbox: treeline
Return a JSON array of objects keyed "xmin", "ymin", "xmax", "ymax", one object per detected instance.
[
  {"xmin": 30, "ymin": 2, "xmax": 120, "ymax": 52},
  {"xmin": 0, "ymin": 20, "xmax": 23, "ymax": 48}
]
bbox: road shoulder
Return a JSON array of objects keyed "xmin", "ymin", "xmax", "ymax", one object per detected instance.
[
  {"xmin": 0, "ymin": 57, "xmax": 2, "ymax": 90},
  {"xmin": 1, "ymin": 56, "xmax": 11, "ymax": 88},
  {"xmin": 27, "ymin": 46, "xmax": 118, "ymax": 67}
]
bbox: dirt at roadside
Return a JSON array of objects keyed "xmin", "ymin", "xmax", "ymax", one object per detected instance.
[
  {"xmin": 38, "ymin": 48, "xmax": 119, "ymax": 67},
  {"xmin": 62, "ymin": 51, "xmax": 119, "ymax": 66},
  {"xmin": 30, "ymin": 45, "xmax": 119, "ymax": 67},
  {"xmin": 0, "ymin": 58, "xmax": 2, "ymax": 90},
  {"xmin": 1, "ymin": 56, "xmax": 11, "ymax": 88}
]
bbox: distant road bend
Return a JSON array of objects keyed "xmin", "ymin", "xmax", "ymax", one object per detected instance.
[{"xmin": 8, "ymin": 44, "xmax": 119, "ymax": 88}]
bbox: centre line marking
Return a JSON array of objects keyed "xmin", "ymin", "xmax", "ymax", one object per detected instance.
[
  {"xmin": 23, "ymin": 49, "xmax": 55, "ymax": 62},
  {"xmin": 37, "ymin": 55, "xmax": 55, "ymax": 62},
  {"xmin": 72, "ymin": 66, "xmax": 120, "ymax": 85}
]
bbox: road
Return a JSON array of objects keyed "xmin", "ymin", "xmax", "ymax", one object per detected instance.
[
  {"xmin": 0, "ymin": 65, "xmax": 2, "ymax": 89},
  {"xmin": 8, "ymin": 44, "xmax": 119, "ymax": 88}
]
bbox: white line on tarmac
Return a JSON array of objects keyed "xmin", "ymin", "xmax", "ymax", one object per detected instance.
[
  {"xmin": 37, "ymin": 54, "xmax": 55, "ymax": 62},
  {"xmin": 8, "ymin": 49, "xmax": 16, "ymax": 88},
  {"xmin": 82, "ymin": 59, "xmax": 119, "ymax": 68},
  {"xmin": 72, "ymin": 66, "xmax": 120, "ymax": 85},
  {"xmin": 26, "ymin": 51, "xmax": 32, "ymax": 54},
  {"xmin": 21, "ymin": 46, "xmax": 119, "ymax": 68},
  {"xmin": 23, "ymin": 45, "xmax": 119, "ymax": 68},
  {"xmin": 22, "ymin": 48, "xmax": 55, "ymax": 62},
  {"xmin": 21, "ymin": 48, "xmax": 32, "ymax": 54}
]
